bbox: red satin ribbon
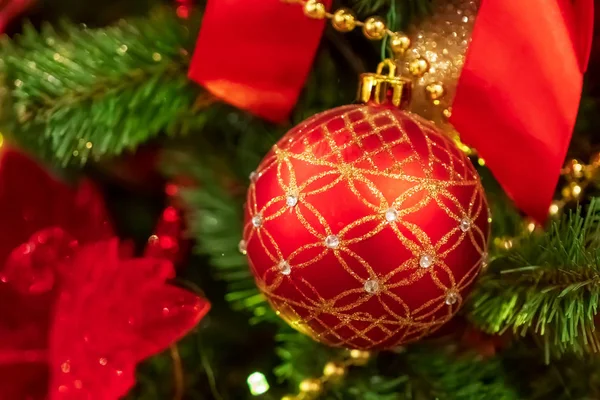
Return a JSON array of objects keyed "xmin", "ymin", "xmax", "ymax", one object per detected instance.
[
  {"xmin": 451, "ymin": 0, "xmax": 594, "ymax": 223},
  {"xmin": 189, "ymin": 0, "xmax": 331, "ymax": 123}
]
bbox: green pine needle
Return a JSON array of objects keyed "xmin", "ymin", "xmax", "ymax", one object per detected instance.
[
  {"xmin": 0, "ymin": 9, "xmax": 203, "ymax": 166},
  {"xmin": 467, "ymin": 198, "xmax": 600, "ymax": 360},
  {"xmin": 163, "ymin": 117, "xmax": 281, "ymax": 321}
]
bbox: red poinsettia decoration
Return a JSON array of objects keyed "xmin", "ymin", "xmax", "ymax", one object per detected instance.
[
  {"xmin": 0, "ymin": 149, "xmax": 209, "ymax": 399},
  {"xmin": 49, "ymin": 240, "xmax": 208, "ymax": 399},
  {"xmin": 0, "ymin": 0, "xmax": 35, "ymax": 33}
]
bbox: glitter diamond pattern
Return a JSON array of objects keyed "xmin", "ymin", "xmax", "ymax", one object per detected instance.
[{"xmin": 243, "ymin": 105, "xmax": 489, "ymax": 349}]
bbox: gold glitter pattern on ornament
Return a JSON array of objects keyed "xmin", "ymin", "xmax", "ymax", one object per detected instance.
[
  {"xmin": 243, "ymin": 105, "xmax": 489, "ymax": 349},
  {"xmin": 399, "ymin": 0, "xmax": 479, "ymax": 132}
]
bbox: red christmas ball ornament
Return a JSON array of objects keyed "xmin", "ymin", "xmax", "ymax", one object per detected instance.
[{"xmin": 242, "ymin": 61, "xmax": 489, "ymax": 350}]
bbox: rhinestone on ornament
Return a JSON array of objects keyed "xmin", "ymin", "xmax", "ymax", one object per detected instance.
[
  {"xmin": 278, "ymin": 260, "xmax": 292, "ymax": 276},
  {"xmin": 364, "ymin": 279, "xmax": 380, "ymax": 294},
  {"xmin": 286, "ymin": 193, "xmax": 298, "ymax": 207},
  {"xmin": 419, "ymin": 253, "xmax": 434, "ymax": 269},
  {"xmin": 325, "ymin": 235, "xmax": 340, "ymax": 249},
  {"xmin": 445, "ymin": 291, "xmax": 459, "ymax": 305},
  {"xmin": 249, "ymin": 171, "xmax": 260, "ymax": 183},
  {"xmin": 252, "ymin": 214, "xmax": 263, "ymax": 228},
  {"xmin": 238, "ymin": 240, "xmax": 247, "ymax": 255},
  {"xmin": 384, "ymin": 207, "xmax": 398, "ymax": 222},
  {"xmin": 459, "ymin": 218, "xmax": 471, "ymax": 232}
]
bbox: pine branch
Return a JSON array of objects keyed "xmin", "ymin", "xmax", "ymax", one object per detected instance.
[
  {"xmin": 174, "ymin": 153, "xmax": 268, "ymax": 317},
  {"xmin": 274, "ymin": 337, "xmax": 519, "ymax": 400},
  {"xmin": 163, "ymin": 115, "xmax": 282, "ymax": 321},
  {"xmin": 466, "ymin": 199, "xmax": 600, "ymax": 360},
  {"xmin": 274, "ymin": 330, "xmax": 339, "ymax": 384},
  {"xmin": 405, "ymin": 347, "xmax": 519, "ymax": 400},
  {"xmin": 0, "ymin": 9, "xmax": 204, "ymax": 166}
]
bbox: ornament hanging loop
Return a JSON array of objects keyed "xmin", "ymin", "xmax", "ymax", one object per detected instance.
[
  {"xmin": 357, "ymin": 59, "xmax": 412, "ymax": 109},
  {"xmin": 376, "ymin": 58, "xmax": 397, "ymax": 77}
]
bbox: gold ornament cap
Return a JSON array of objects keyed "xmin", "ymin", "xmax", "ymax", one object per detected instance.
[{"xmin": 357, "ymin": 59, "xmax": 412, "ymax": 109}]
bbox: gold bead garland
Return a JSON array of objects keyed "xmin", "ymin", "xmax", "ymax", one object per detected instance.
[
  {"xmin": 286, "ymin": 0, "xmax": 480, "ymax": 156},
  {"xmin": 281, "ymin": 350, "xmax": 371, "ymax": 400},
  {"xmin": 551, "ymin": 154, "xmax": 600, "ymax": 215},
  {"xmin": 492, "ymin": 153, "xmax": 600, "ymax": 252},
  {"xmin": 284, "ymin": 0, "xmax": 410, "ymax": 48}
]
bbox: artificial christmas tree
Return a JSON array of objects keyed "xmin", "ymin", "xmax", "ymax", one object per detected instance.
[{"xmin": 0, "ymin": 0, "xmax": 598, "ymax": 398}]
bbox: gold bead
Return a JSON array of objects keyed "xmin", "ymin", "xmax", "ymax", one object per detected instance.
[
  {"xmin": 331, "ymin": 8, "xmax": 356, "ymax": 32},
  {"xmin": 425, "ymin": 82, "xmax": 445, "ymax": 101},
  {"xmin": 409, "ymin": 57, "xmax": 430, "ymax": 77},
  {"xmin": 549, "ymin": 201, "xmax": 562, "ymax": 216},
  {"xmin": 562, "ymin": 181, "xmax": 583, "ymax": 201},
  {"xmin": 349, "ymin": 349, "xmax": 371, "ymax": 365},
  {"xmin": 299, "ymin": 378, "xmax": 322, "ymax": 394},
  {"xmin": 563, "ymin": 159, "xmax": 585, "ymax": 181},
  {"xmin": 363, "ymin": 16, "xmax": 386, "ymax": 40},
  {"xmin": 323, "ymin": 362, "xmax": 346, "ymax": 380},
  {"xmin": 442, "ymin": 107, "xmax": 452, "ymax": 120},
  {"xmin": 390, "ymin": 33, "xmax": 411, "ymax": 54},
  {"xmin": 524, "ymin": 219, "xmax": 538, "ymax": 234},
  {"xmin": 303, "ymin": 0, "xmax": 326, "ymax": 19}
]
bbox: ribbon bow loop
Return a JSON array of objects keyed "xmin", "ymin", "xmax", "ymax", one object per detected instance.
[{"xmin": 450, "ymin": 0, "xmax": 594, "ymax": 223}]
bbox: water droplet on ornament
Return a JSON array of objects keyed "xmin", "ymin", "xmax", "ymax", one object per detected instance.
[
  {"xmin": 364, "ymin": 279, "xmax": 380, "ymax": 294},
  {"xmin": 252, "ymin": 214, "xmax": 263, "ymax": 228},
  {"xmin": 460, "ymin": 218, "xmax": 471, "ymax": 232},
  {"xmin": 419, "ymin": 254, "xmax": 433, "ymax": 269},
  {"xmin": 286, "ymin": 194, "xmax": 298, "ymax": 207},
  {"xmin": 325, "ymin": 235, "xmax": 340, "ymax": 249},
  {"xmin": 385, "ymin": 208, "xmax": 398, "ymax": 222},
  {"xmin": 445, "ymin": 292, "xmax": 459, "ymax": 305},
  {"xmin": 238, "ymin": 240, "xmax": 247, "ymax": 255},
  {"xmin": 278, "ymin": 260, "xmax": 291, "ymax": 275}
]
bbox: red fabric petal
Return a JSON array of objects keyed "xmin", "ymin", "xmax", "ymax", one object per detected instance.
[
  {"xmin": 0, "ymin": 363, "xmax": 48, "ymax": 400},
  {"xmin": 144, "ymin": 205, "xmax": 186, "ymax": 265},
  {"xmin": 0, "ymin": 150, "xmax": 113, "ymax": 265},
  {"xmin": 49, "ymin": 240, "xmax": 209, "ymax": 399},
  {"xmin": 2, "ymin": 227, "xmax": 78, "ymax": 295}
]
